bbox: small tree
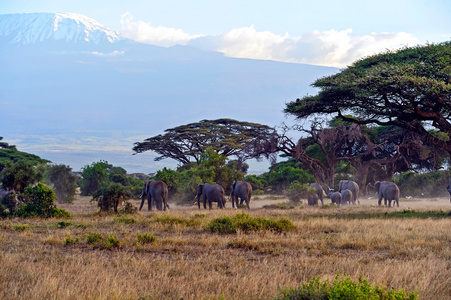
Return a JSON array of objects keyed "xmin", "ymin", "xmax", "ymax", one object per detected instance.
[
  {"xmin": 46, "ymin": 164, "xmax": 78, "ymax": 203},
  {"xmin": 92, "ymin": 182, "xmax": 131, "ymax": 213},
  {"xmin": 15, "ymin": 182, "xmax": 71, "ymax": 218},
  {"xmin": 80, "ymin": 161, "xmax": 111, "ymax": 196}
]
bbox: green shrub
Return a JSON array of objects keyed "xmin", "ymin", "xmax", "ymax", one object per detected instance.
[
  {"xmin": 262, "ymin": 202, "xmax": 295, "ymax": 210},
  {"xmin": 114, "ymin": 216, "xmax": 135, "ymax": 224},
  {"xmin": 105, "ymin": 235, "xmax": 121, "ymax": 249},
  {"xmin": 153, "ymin": 215, "xmax": 200, "ymax": 226},
  {"xmin": 13, "ymin": 224, "xmax": 29, "ymax": 232},
  {"xmin": 135, "ymin": 232, "xmax": 157, "ymax": 245},
  {"xmin": 86, "ymin": 232, "xmax": 103, "ymax": 244},
  {"xmin": 64, "ymin": 234, "xmax": 79, "ymax": 246},
  {"xmin": 285, "ymin": 182, "xmax": 312, "ymax": 205},
  {"xmin": 15, "ymin": 182, "xmax": 71, "ymax": 218},
  {"xmin": 86, "ymin": 232, "xmax": 121, "ymax": 250},
  {"xmin": 275, "ymin": 274, "xmax": 418, "ymax": 300},
  {"xmin": 253, "ymin": 189, "xmax": 265, "ymax": 196},
  {"xmin": 208, "ymin": 213, "xmax": 296, "ymax": 234},
  {"xmin": 57, "ymin": 221, "xmax": 72, "ymax": 228}
]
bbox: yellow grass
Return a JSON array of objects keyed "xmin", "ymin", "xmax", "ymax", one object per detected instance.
[{"xmin": 0, "ymin": 195, "xmax": 450, "ymax": 299}]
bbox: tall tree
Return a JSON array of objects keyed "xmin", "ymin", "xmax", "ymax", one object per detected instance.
[
  {"xmin": 132, "ymin": 119, "xmax": 276, "ymax": 167},
  {"xmin": 46, "ymin": 164, "xmax": 78, "ymax": 203},
  {"xmin": 285, "ymin": 42, "xmax": 451, "ymax": 157}
]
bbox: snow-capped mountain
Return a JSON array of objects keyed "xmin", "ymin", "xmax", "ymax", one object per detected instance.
[{"xmin": 0, "ymin": 12, "xmax": 123, "ymax": 45}]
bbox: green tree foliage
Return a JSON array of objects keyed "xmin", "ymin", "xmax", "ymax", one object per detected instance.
[
  {"xmin": 285, "ymin": 41, "xmax": 451, "ymax": 157},
  {"xmin": 92, "ymin": 182, "xmax": 131, "ymax": 213},
  {"xmin": 154, "ymin": 148, "xmax": 241, "ymax": 204},
  {"xmin": 394, "ymin": 170, "xmax": 451, "ymax": 198},
  {"xmin": 80, "ymin": 160, "xmax": 111, "ymax": 196},
  {"xmin": 255, "ymin": 158, "xmax": 315, "ymax": 192},
  {"xmin": 132, "ymin": 118, "xmax": 277, "ymax": 166},
  {"xmin": 1, "ymin": 161, "xmax": 43, "ymax": 193},
  {"xmin": 15, "ymin": 182, "xmax": 71, "ymax": 218},
  {"xmin": 0, "ymin": 137, "xmax": 17, "ymax": 150},
  {"xmin": 0, "ymin": 148, "xmax": 49, "ymax": 173},
  {"xmin": 46, "ymin": 164, "xmax": 78, "ymax": 203}
]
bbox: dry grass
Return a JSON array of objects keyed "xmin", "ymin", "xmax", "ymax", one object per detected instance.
[{"xmin": 0, "ymin": 195, "xmax": 450, "ymax": 299}]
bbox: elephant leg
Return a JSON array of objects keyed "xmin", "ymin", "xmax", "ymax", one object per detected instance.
[
  {"xmin": 232, "ymin": 196, "xmax": 236, "ymax": 209},
  {"xmin": 319, "ymin": 195, "xmax": 324, "ymax": 206},
  {"xmin": 384, "ymin": 198, "xmax": 387, "ymax": 206},
  {"xmin": 203, "ymin": 196, "xmax": 207, "ymax": 209},
  {"xmin": 148, "ymin": 195, "xmax": 152, "ymax": 211},
  {"xmin": 163, "ymin": 199, "xmax": 167, "ymax": 211},
  {"xmin": 209, "ymin": 200, "xmax": 212, "ymax": 210},
  {"xmin": 239, "ymin": 198, "xmax": 244, "ymax": 205}
]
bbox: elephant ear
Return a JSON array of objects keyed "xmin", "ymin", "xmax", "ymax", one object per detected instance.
[
  {"xmin": 374, "ymin": 181, "xmax": 380, "ymax": 192},
  {"xmin": 197, "ymin": 184, "xmax": 203, "ymax": 195}
]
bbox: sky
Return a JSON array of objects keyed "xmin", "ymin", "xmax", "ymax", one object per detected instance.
[
  {"xmin": 1, "ymin": 0, "xmax": 451, "ymax": 174},
  {"xmin": 1, "ymin": 0, "xmax": 450, "ymax": 68}
]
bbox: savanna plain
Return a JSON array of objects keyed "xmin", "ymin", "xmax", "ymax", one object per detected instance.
[{"xmin": 0, "ymin": 194, "xmax": 450, "ymax": 300}]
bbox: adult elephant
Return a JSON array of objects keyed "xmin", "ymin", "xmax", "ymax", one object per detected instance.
[
  {"xmin": 139, "ymin": 180, "xmax": 169, "ymax": 211},
  {"xmin": 374, "ymin": 181, "xmax": 400, "ymax": 207},
  {"xmin": 309, "ymin": 183, "xmax": 324, "ymax": 205},
  {"xmin": 196, "ymin": 183, "xmax": 226, "ymax": 209},
  {"xmin": 338, "ymin": 180, "xmax": 360, "ymax": 204},
  {"xmin": 230, "ymin": 181, "xmax": 252, "ymax": 209}
]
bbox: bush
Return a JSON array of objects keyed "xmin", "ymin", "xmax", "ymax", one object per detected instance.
[
  {"xmin": 15, "ymin": 183, "xmax": 71, "ymax": 218},
  {"xmin": 396, "ymin": 170, "xmax": 451, "ymax": 198},
  {"xmin": 92, "ymin": 182, "xmax": 131, "ymax": 213},
  {"xmin": 208, "ymin": 213, "xmax": 297, "ymax": 234},
  {"xmin": 274, "ymin": 274, "xmax": 418, "ymax": 300},
  {"xmin": 285, "ymin": 182, "xmax": 312, "ymax": 205},
  {"xmin": 135, "ymin": 232, "xmax": 157, "ymax": 245}
]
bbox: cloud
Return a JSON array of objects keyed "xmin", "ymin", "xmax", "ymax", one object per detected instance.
[
  {"xmin": 120, "ymin": 12, "xmax": 204, "ymax": 47},
  {"xmin": 190, "ymin": 27, "xmax": 420, "ymax": 68},
  {"xmin": 119, "ymin": 14, "xmax": 421, "ymax": 67}
]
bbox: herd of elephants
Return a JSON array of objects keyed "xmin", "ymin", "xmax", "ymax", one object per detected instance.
[{"xmin": 138, "ymin": 179, "xmax": 403, "ymax": 211}]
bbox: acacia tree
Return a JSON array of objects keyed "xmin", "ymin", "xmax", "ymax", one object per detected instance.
[
  {"xmin": 132, "ymin": 118, "xmax": 277, "ymax": 168},
  {"xmin": 285, "ymin": 42, "xmax": 451, "ymax": 158}
]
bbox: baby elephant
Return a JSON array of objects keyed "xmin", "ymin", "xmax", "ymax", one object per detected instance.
[
  {"xmin": 307, "ymin": 192, "xmax": 319, "ymax": 206},
  {"xmin": 340, "ymin": 189, "xmax": 353, "ymax": 206},
  {"xmin": 327, "ymin": 192, "xmax": 342, "ymax": 205}
]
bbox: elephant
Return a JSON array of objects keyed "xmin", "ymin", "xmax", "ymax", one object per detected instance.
[
  {"xmin": 139, "ymin": 180, "xmax": 169, "ymax": 211},
  {"xmin": 309, "ymin": 183, "xmax": 324, "ymax": 205},
  {"xmin": 340, "ymin": 189, "xmax": 353, "ymax": 206},
  {"xmin": 230, "ymin": 181, "xmax": 252, "ymax": 209},
  {"xmin": 327, "ymin": 192, "xmax": 342, "ymax": 205},
  {"xmin": 196, "ymin": 183, "xmax": 226, "ymax": 209},
  {"xmin": 338, "ymin": 180, "xmax": 360, "ymax": 204},
  {"xmin": 307, "ymin": 192, "xmax": 319, "ymax": 206},
  {"xmin": 374, "ymin": 181, "xmax": 400, "ymax": 207},
  {"xmin": 447, "ymin": 180, "xmax": 451, "ymax": 202}
]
